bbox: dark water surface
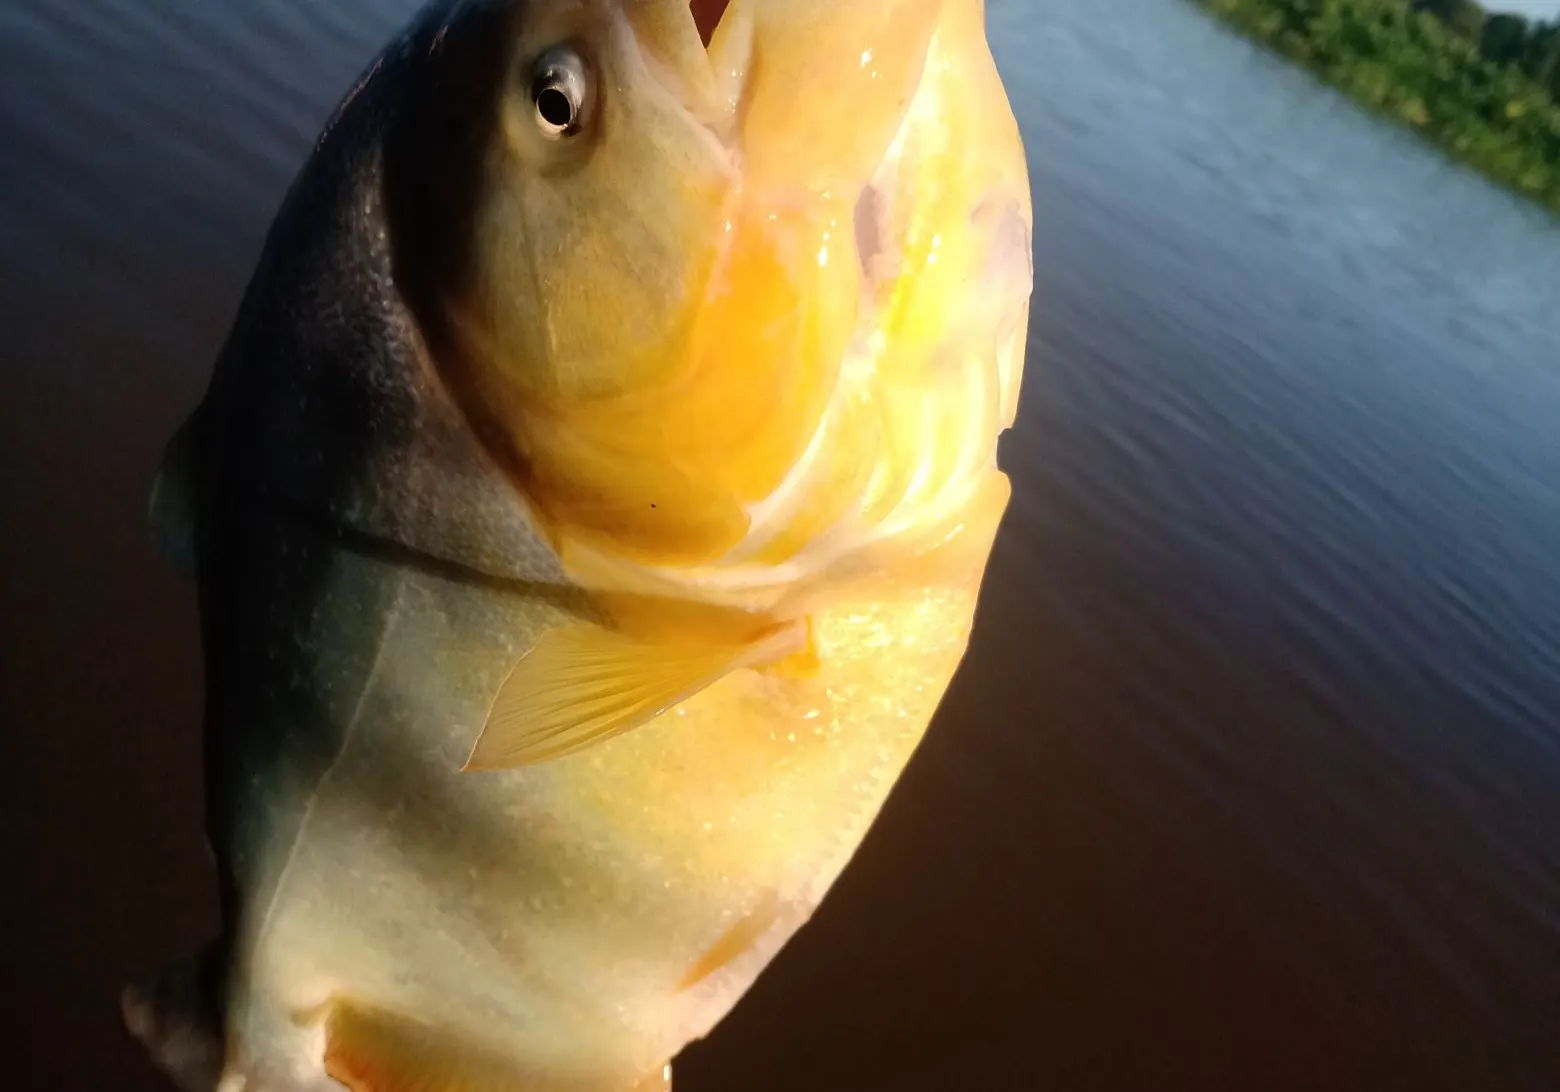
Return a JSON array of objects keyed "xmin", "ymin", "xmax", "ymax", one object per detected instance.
[{"xmin": 4, "ymin": 0, "xmax": 1560, "ymax": 1088}]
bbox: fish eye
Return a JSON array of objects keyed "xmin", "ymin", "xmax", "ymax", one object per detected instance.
[{"xmin": 528, "ymin": 47, "xmax": 592, "ymax": 139}]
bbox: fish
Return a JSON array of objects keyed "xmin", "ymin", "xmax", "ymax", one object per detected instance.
[{"xmin": 123, "ymin": 0, "xmax": 1033, "ymax": 1089}]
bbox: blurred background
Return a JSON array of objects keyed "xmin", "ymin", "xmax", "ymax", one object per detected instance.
[{"xmin": 3, "ymin": 0, "xmax": 1559, "ymax": 1088}]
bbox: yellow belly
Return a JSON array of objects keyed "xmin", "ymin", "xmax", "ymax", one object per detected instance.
[{"xmin": 221, "ymin": 532, "xmax": 988, "ymax": 1092}]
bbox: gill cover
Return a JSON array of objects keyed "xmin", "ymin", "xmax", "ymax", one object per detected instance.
[{"xmin": 444, "ymin": 0, "xmax": 974, "ymax": 568}]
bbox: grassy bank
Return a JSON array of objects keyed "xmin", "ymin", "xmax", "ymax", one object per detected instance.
[{"xmin": 1194, "ymin": 0, "xmax": 1560, "ymax": 213}]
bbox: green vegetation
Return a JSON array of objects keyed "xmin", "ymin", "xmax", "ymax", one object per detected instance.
[{"xmin": 1194, "ymin": 0, "xmax": 1560, "ymax": 213}]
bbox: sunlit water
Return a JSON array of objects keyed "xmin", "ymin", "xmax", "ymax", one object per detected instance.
[{"xmin": 3, "ymin": 0, "xmax": 1559, "ymax": 1088}]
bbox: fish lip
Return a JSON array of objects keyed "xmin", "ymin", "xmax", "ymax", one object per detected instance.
[
  {"xmin": 614, "ymin": 1, "xmax": 761, "ymax": 156},
  {"xmin": 621, "ymin": 16, "xmax": 744, "ymax": 158}
]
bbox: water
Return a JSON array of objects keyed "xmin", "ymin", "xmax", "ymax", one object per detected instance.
[{"xmin": 3, "ymin": 0, "xmax": 1558, "ymax": 1088}]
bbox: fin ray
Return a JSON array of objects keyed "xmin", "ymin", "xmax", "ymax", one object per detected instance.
[
  {"xmin": 322, "ymin": 1000, "xmax": 522, "ymax": 1092},
  {"xmin": 677, "ymin": 890, "xmax": 786, "ymax": 991},
  {"xmin": 464, "ymin": 623, "xmax": 804, "ymax": 771}
]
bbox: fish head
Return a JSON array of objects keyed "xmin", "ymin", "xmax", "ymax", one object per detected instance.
[{"xmin": 413, "ymin": 0, "xmax": 1032, "ymax": 598}]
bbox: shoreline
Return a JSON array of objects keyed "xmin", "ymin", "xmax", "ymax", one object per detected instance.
[{"xmin": 1193, "ymin": 0, "xmax": 1560, "ymax": 215}]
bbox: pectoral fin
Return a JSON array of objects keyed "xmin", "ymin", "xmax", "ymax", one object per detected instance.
[
  {"xmin": 320, "ymin": 1000, "xmax": 521, "ymax": 1092},
  {"xmin": 464, "ymin": 623, "xmax": 806, "ymax": 771}
]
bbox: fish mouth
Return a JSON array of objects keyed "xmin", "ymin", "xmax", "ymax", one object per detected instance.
[
  {"xmin": 689, "ymin": 0, "xmax": 729, "ymax": 46},
  {"xmin": 634, "ymin": 0, "xmax": 938, "ymax": 164},
  {"xmin": 639, "ymin": 0, "xmax": 942, "ymax": 291},
  {"xmin": 632, "ymin": 0, "xmax": 759, "ymax": 138}
]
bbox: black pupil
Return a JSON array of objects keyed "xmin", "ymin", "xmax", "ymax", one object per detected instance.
[{"xmin": 537, "ymin": 85, "xmax": 575, "ymax": 130}]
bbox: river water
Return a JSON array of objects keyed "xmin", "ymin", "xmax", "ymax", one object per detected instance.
[{"xmin": 3, "ymin": 0, "xmax": 1558, "ymax": 1088}]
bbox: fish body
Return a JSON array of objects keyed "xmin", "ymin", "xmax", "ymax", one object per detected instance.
[{"xmin": 126, "ymin": 1, "xmax": 1032, "ymax": 1090}]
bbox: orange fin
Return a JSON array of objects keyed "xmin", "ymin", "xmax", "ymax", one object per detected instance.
[
  {"xmin": 757, "ymin": 617, "xmax": 820, "ymax": 680},
  {"xmin": 677, "ymin": 890, "xmax": 787, "ymax": 991},
  {"xmin": 321, "ymin": 1000, "xmax": 516, "ymax": 1092},
  {"xmin": 464, "ymin": 623, "xmax": 807, "ymax": 771}
]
